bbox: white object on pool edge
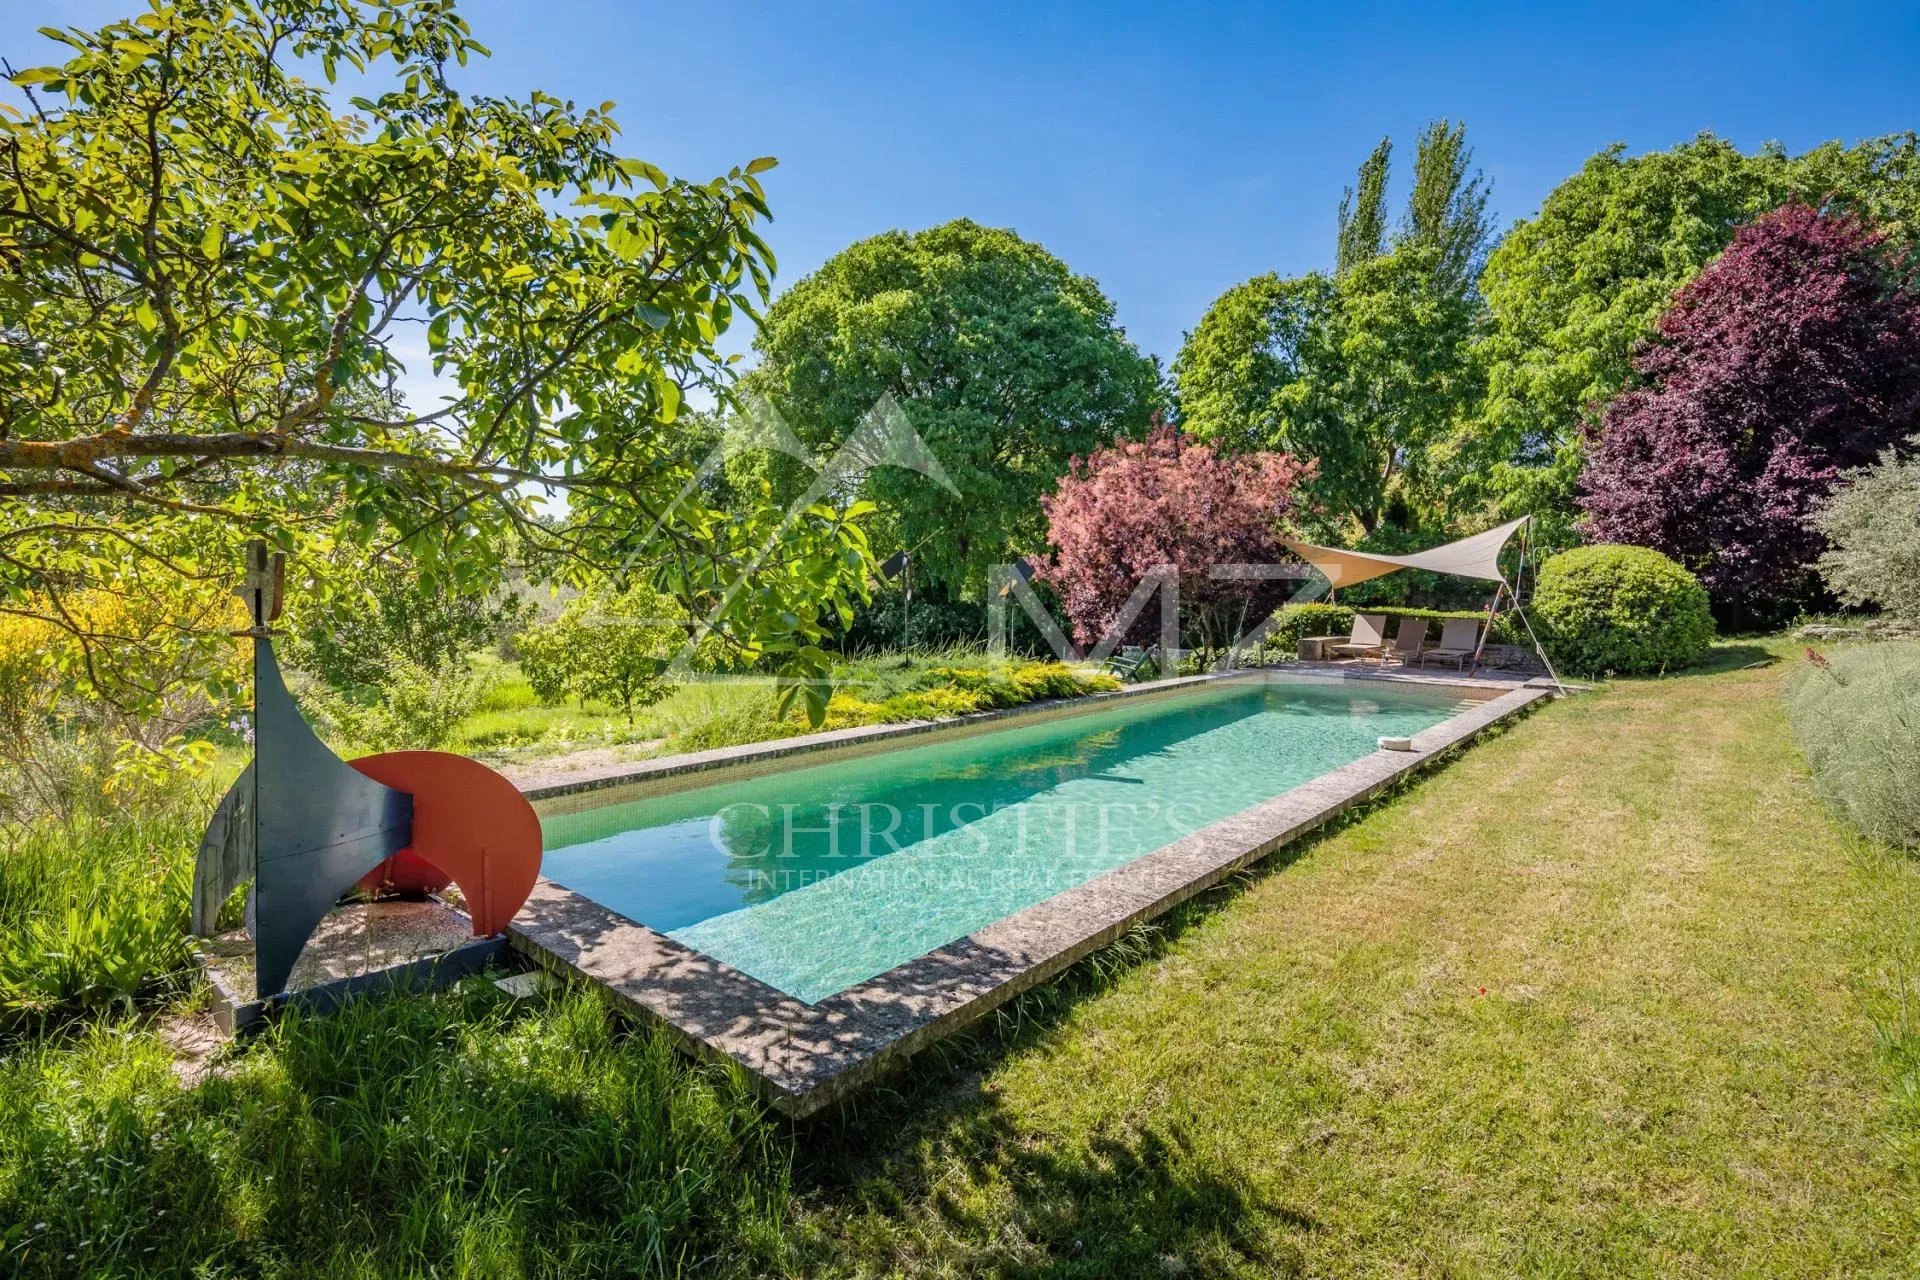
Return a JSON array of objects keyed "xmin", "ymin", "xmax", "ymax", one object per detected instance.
[{"xmin": 1378, "ymin": 735, "xmax": 1417, "ymax": 752}]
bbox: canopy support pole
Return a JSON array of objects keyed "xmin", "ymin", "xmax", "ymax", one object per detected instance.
[
  {"xmin": 1506, "ymin": 517, "xmax": 1567, "ymax": 694},
  {"xmin": 1508, "ymin": 593, "xmax": 1567, "ymax": 694},
  {"xmin": 1471, "ymin": 584, "xmax": 1502, "ymax": 675}
]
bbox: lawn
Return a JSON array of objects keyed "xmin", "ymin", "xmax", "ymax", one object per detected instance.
[
  {"xmin": 4, "ymin": 636, "xmax": 1917, "ymax": 1277},
  {"xmin": 444, "ymin": 647, "xmax": 1117, "ymax": 768},
  {"xmin": 454, "ymin": 674, "xmax": 791, "ymax": 759}
]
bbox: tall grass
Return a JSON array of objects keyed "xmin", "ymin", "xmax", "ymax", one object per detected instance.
[
  {"xmin": 0, "ymin": 985, "xmax": 793, "ymax": 1278},
  {"xmin": 0, "ymin": 769, "xmax": 207, "ymax": 1031},
  {"xmin": 1784, "ymin": 641, "xmax": 1920, "ymax": 848},
  {"xmin": 637, "ymin": 679, "xmax": 794, "ymax": 752}
]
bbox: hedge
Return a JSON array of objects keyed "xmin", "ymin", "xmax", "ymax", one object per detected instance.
[
  {"xmin": 1785, "ymin": 642, "xmax": 1920, "ymax": 848},
  {"xmin": 1532, "ymin": 545, "xmax": 1715, "ymax": 676}
]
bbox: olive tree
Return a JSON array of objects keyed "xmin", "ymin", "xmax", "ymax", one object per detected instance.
[{"xmin": 1814, "ymin": 441, "xmax": 1920, "ymax": 623}]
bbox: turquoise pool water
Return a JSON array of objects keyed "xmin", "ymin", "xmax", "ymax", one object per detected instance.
[{"xmin": 540, "ymin": 678, "xmax": 1469, "ymax": 1003}]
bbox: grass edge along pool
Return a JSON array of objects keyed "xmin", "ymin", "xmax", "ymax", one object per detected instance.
[{"xmin": 539, "ymin": 675, "xmax": 1477, "ymax": 1004}]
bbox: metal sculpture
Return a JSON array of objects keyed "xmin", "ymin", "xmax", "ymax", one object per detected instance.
[{"xmin": 193, "ymin": 543, "xmax": 541, "ymax": 1000}]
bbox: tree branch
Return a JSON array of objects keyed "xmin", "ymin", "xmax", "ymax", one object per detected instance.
[{"xmin": 0, "ymin": 432, "xmax": 599, "ymax": 491}]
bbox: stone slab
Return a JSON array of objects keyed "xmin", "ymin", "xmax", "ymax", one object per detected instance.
[{"xmin": 195, "ymin": 897, "xmax": 507, "ymax": 1033}]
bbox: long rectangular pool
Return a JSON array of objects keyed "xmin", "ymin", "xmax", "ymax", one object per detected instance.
[{"xmin": 540, "ymin": 678, "xmax": 1470, "ymax": 1004}]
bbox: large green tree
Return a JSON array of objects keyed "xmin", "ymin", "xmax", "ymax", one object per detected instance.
[
  {"xmin": 1177, "ymin": 123, "xmax": 1488, "ymax": 534},
  {"xmin": 0, "ymin": 0, "xmax": 869, "ymax": 721},
  {"xmin": 1465, "ymin": 131, "xmax": 1920, "ymax": 521},
  {"xmin": 743, "ymin": 219, "xmax": 1160, "ymax": 599}
]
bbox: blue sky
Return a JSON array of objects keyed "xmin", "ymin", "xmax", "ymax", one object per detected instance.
[{"xmin": 9, "ymin": 1, "xmax": 1920, "ymax": 367}]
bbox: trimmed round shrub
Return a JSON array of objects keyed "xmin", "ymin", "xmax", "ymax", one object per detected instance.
[{"xmin": 1533, "ymin": 545, "xmax": 1715, "ymax": 676}]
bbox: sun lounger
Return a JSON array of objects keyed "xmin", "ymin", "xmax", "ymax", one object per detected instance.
[
  {"xmin": 1419, "ymin": 618, "xmax": 1485, "ymax": 671},
  {"xmin": 1381, "ymin": 616, "xmax": 1428, "ymax": 666},
  {"xmin": 1329, "ymin": 613, "xmax": 1389, "ymax": 660}
]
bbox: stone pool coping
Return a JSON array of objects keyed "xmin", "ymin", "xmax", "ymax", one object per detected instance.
[
  {"xmin": 521, "ymin": 664, "xmax": 1539, "ymax": 815},
  {"xmin": 507, "ymin": 669, "xmax": 1558, "ymax": 1116},
  {"xmin": 520, "ymin": 669, "xmax": 1258, "ymax": 813}
]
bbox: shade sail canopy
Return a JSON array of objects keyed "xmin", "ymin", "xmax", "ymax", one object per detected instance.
[{"xmin": 1281, "ymin": 516, "xmax": 1529, "ymax": 589}]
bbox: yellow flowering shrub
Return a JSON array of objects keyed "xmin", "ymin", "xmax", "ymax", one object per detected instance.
[
  {"xmin": 819, "ymin": 662, "xmax": 1119, "ymax": 730},
  {"xmin": 0, "ymin": 588, "xmax": 245, "ymax": 815}
]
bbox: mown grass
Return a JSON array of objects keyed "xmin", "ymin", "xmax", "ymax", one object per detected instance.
[
  {"xmin": 782, "ymin": 638, "xmax": 1920, "ymax": 1276},
  {"xmin": 3, "ymin": 636, "xmax": 1917, "ymax": 1276}
]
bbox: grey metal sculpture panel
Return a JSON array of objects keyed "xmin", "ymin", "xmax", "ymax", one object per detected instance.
[
  {"xmin": 191, "ymin": 763, "xmax": 254, "ymax": 937},
  {"xmin": 248, "ymin": 639, "xmax": 414, "ymax": 998}
]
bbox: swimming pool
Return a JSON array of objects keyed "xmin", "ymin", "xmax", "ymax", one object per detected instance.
[{"xmin": 540, "ymin": 677, "xmax": 1471, "ymax": 1003}]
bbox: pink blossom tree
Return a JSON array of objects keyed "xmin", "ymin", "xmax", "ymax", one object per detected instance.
[
  {"xmin": 1038, "ymin": 425, "xmax": 1314, "ymax": 659},
  {"xmin": 1578, "ymin": 202, "xmax": 1920, "ymax": 626}
]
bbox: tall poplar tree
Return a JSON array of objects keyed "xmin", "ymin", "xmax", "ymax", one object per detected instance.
[
  {"xmin": 1403, "ymin": 119, "xmax": 1493, "ymax": 294},
  {"xmin": 1181, "ymin": 122, "xmax": 1491, "ymax": 534},
  {"xmin": 1336, "ymin": 138, "xmax": 1392, "ymax": 277}
]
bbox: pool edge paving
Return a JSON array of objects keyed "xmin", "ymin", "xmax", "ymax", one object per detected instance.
[
  {"xmin": 520, "ymin": 670, "xmax": 1263, "ymax": 814},
  {"xmin": 507, "ymin": 670, "xmax": 1557, "ymax": 1117}
]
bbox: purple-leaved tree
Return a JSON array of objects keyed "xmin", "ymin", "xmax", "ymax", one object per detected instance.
[
  {"xmin": 1038, "ymin": 424, "xmax": 1314, "ymax": 659},
  {"xmin": 1578, "ymin": 202, "xmax": 1920, "ymax": 626}
]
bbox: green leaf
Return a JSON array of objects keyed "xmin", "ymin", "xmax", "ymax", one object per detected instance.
[
  {"xmin": 745, "ymin": 156, "xmax": 778, "ymax": 175},
  {"xmin": 654, "ymin": 374, "xmax": 681, "ymax": 422}
]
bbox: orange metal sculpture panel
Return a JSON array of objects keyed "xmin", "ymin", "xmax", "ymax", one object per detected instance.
[{"xmin": 348, "ymin": 751, "xmax": 542, "ymax": 937}]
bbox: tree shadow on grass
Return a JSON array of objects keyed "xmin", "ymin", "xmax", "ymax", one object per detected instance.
[
  {"xmin": 795, "ymin": 1096, "xmax": 1310, "ymax": 1278},
  {"xmin": 2, "ymin": 980, "xmax": 802, "ymax": 1280},
  {"xmin": 1687, "ymin": 641, "xmax": 1779, "ymax": 675},
  {"xmin": 777, "ymin": 834, "xmax": 1367, "ymax": 1277}
]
